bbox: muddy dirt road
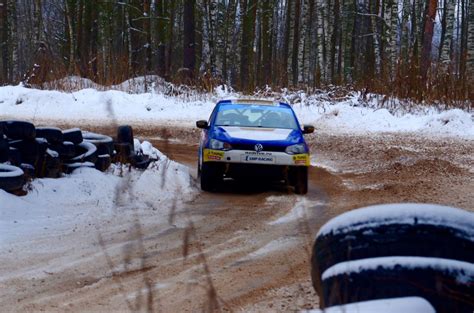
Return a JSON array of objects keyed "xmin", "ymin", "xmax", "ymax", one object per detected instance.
[{"xmin": 1, "ymin": 124, "xmax": 473, "ymax": 312}]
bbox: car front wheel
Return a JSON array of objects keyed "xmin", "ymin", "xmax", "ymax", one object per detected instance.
[
  {"xmin": 294, "ymin": 166, "xmax": 308, "ymax": 194},
  {"xmin": 200, "ymin": 162, "xmax": 220, "ymax": 192}
]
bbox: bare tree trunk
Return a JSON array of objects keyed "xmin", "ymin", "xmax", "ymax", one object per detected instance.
[
  {"xmin": 439, "ymin": 0, "xmax": 455, "ymax": 70},
  {"xmin": 421, "ymin": 0, "xmax": 438, "ymax": 79},
  {"xmin": 183, "ymin": 0, "xmax": 196, "ymax": 81}
]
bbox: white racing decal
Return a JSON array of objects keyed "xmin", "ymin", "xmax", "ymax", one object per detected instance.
[
  {"xmin": 221, "ymin": 126, "xmax": 292, "ymax": 141},
  {"xmin": 240, "ymin": 154, "xmax": 275, "ymax": 164}
]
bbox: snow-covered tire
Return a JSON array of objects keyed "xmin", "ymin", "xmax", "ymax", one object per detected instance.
[
  {"xmin": 95, "ymin": 154, "xmax": 111, "ymax": 172},
  {"xmin": 0, "ymin": 136, "xmax": 8, "ymax": 162},
  {"xmin": 311, "ymin": 203, "xmax": 474, "ymax": 296},
  {"xmin": 36, "ymin": 149, "xmax": 61, "ymax": 178},
  {"xmin": 49, "ymin": 141, "xmax": 75, "ymax": 160},
  {"xmin": 116, "ymin": 125, "xmax": 134, "ymax": 147},
  {"xmin": 63, "ymin": 162, "xmax": 95, "ymax": 174},
  {"xmin": 309, "ymin": 297, "xmax": 436, "ymax": 313},
  {"xmin": 36, "ymin": 127, "xmax": 64, "ymax": 144},
  {"xmin": 320, "ymin": 256, "xmax": 474, "ymax": 312},
  {"xmin": 82, "ymin": 131, "xmax": 114, "ymax": 155},
  {"xmin": 130, "ymin": 153, "xmax": 151, "ymax": 169},
  {"xmin": 2, "ymin": 120, "xmax": 36, "ymax": 140},
  {"xmin": 68, "ymin": 141, "xmax": 98, "ymax": 164},
  {"xmin": 62, "ymin": 128, "xmax": 83, "ymax": 144},
  {"xmin": 0, "ymin": 164, "xmax": 25, "ymax": 192},
  {"xmin": 9, "ymin": 138, "xmax": 48, "ymax": 167},
  {"xmin": 8, "ymin": 147, "xmax": 21, "ymax": 166}
]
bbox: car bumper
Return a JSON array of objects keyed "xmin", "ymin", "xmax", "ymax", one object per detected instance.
[{"xmin": 202, "ymin": 149, "xmax": 309, "ymax": 166}]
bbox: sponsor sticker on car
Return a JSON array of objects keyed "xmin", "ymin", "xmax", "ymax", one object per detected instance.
[
  {"xmin": 293, "ymin": 154, "xmax": 309, "ymax": 166},
  {"xmin": 241, "ymin": 152, "xmax": 275, "ymax": 164},
  {"xmin": 204, "ymin": 149, "xmax": 225, "ymax": 162}
]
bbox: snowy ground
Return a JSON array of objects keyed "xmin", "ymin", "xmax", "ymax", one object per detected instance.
[{"xmin": 0, "ymin": 81, "xmax": 472, "ymax": 139}]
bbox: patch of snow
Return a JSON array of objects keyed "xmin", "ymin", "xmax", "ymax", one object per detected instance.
[
  {"xmin": 269, "ymin": 197, "xmax": 324, "ymax": 225},
  {"xmin": 0, "ymin": 164, "xmax": 24, "ymax": 177},
  {"xmin": 303, "ymin": 297, "xmax": 435, "ymax": 313},
  {"xmin": 245, "ymin": 237, "xmax": 299, "ymax": 259},
  {"xmin": 316, "ymin": 203, "xmax": 474, "ymax": 239},
  {"xmin": 321, "ymin": 256, "xmax": 474, "ymax": 284}
]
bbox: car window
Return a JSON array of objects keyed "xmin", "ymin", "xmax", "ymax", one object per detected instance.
[{"xmin": 215, "ymin": 104, "xmax": 298, "ymax": 129}]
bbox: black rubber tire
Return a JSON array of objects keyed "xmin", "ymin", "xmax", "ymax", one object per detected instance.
[
  {"xmin": 294, "ymin": 166, "xmax": 308, "ymax": 194},
  {"xmin": 9, "ymin": 138, "xmax": 48, "ymax": 167},
  {"xmin": 82, "ymin": 131, "xmax": 114, "ymax": 155},
  {"xmin": 36, "ymin": 149, "xmax": 62, "ymax": 178},
  {"xmin": 0, "ymin": 136, "xmax": 8, "ymax": 162},
  {"xmin": 20, "ymin": 163, "xmax": 35, "ymax": 178},
  {"xmin": 62, "ymin": 128, "xmax": 83, "ymax": 144},
  {"xmin": 200, "ymin": 162, "xmax": 221, "ymax": 192},
  {"xmin": 113, "ymin": 142, "xmax": 132, "ymax": 163},
  {"xmin": 2, "ymin": 120, "xmax": 36, "ymax": 140},
  {"xmin": 8, "ymin": 147, "xmax": 21, "ymax": 166},
  {"xmin": 321, "ymin": 256, "xmax": 474, "ymax": 312},
  {"xmin": 311, "ymin": 204, "xmax": 474, "ymax": 297},
  {"xmin": 130, "ymin": 153, "xmax": 152, "ymax": 169},
  {"xmin": 36, "ymin": 127, "xmax": 64, "ymax": 144},
  {"xmin": 49, "ymin": 141, "xmax": 76, "ymax": 160},
  {"xmin": 0, "ymin": 164, "xmax": 25, "ymax": 192},
  {"xmin": 68, "ymin": 141, "xmax": 98, "ymax": 164},
  {"xmin": 116, "ymin": 125, "xmax": 134, "ymax": 148},
  {"xmin": 95, "ymin": 154, "xmax": 111, "ymax": 172},
  {"xmin": 63, "ymin": 161, "xmax": 95, "ymax": 174}
]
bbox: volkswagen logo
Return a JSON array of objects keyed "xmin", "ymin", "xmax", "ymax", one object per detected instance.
[{"xmin": 254, "ymin": 144, "xmax": 263, "ymax": 153}]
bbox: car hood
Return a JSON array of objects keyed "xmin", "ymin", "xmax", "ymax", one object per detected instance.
[{"xmin": 213, "ymin": 126, "xmax": 302, "ymax": 144}]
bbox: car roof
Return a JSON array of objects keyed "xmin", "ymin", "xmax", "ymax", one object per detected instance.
[{"xmin": 217, "ymin": 99, "xmax": 291, "ymax": 109}]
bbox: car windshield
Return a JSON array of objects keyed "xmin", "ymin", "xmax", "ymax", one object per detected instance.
[{"xmin": 214, "ymin": 103, "xmax": 298, "ymax": 129}]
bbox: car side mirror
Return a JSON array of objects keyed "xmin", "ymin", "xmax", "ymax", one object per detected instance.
[
  {"xmin": 303, "ymin": 125, "xmax": 314, "ymax": 134},
  {"xmin": 196, "ymin": 120, "xmax": 209, "ymax": 129}
]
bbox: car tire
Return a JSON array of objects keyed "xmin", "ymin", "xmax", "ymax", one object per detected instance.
[
  {"xmin": 311, "ymin": 203, "xmax": 474, "ymax": 297},
  {"xmin": 0, "ymin": 164, "xmax": 25, "ymax": 192},
  {"xmin": 200, "ymin": 162, "xmax": 221, "ymax": 192},
  {"xmin": 50, "ymin": 141, "xmax": 76, "ymax": 160},
  {"xmin": 0, "ymin": 136, "xmax": 8, "ymax": 162},
  {"xmin": 36, "ymin": 127, "xmax": 64, "ymax": 144},
  {"xmin": 117, "ymin": 125, "xmax": 134, "ymax": 147},
  {"xmin": 2, "ymin": 120, "xmax": 36, "ymax": 140},
  {"xmin": 113, "ymin": 142, "xmax": 132, "ymax": 163},
  {"xmin": 63, "ymin": 128, "xmax": 83, "ymax": 144},
  {"xmin": 82, "ymin": 131, "xmax": 114, "ymax": 155},
  {"xmin": 68, "ymin": 141, "xmax": 98, "ymax": 164},
  {"xmin": 8, "ymin": 147, "xmax": 21, "ymax": 166},
  {"xmin": 95, "ymin": 154, "xmax": 111, "ymax": 172},
  {"xmin": 294, "ymin": 166, "xmax": 308, "ymax": 194},
  {"xmin": 9, "ymin": 139, "xmax": 48, "ymax": 167},
  {"xmin": 63, "ymin": 161, "xmax": 95, "ymax": 174},
  {"xmin": 320, "ymin": 256, "xmax": 474, "ymax": 312},
  {"xmin": 130, "ymin": 153, "xmax": 152, "ymax": 169}
]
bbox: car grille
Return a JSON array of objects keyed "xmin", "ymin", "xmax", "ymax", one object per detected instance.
[{"xmin": 231, "ymin": 143, "xmax": 287, "ymax": 152}]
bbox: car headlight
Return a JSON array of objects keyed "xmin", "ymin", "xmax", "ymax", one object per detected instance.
[
  {"xmin": 285, "ymin": 143, "xmax": 306, "ymax": 154},
  {"xmin": 209, "ymin": 139, "xmax": 232, "ymax": 151}
]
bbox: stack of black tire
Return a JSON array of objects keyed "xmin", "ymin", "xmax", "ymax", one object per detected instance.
[
  {"xmin": 0, "ymin": 121, "xmax": 150, "ymax": 194},
  {"xmin": 311, "ymin": 203, "xmax": 474, "ymax": 312}
]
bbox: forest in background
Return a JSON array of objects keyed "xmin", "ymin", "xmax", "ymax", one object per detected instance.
[{"xmin": 0, "ymin": 0, "xmax": 473, "ymax": 106}]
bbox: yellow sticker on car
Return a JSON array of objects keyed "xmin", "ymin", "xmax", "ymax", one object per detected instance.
[
  {"xmin": 203, "ymin": 149, "xmax": 225, "ymax": 162},
  {"xmin": 293, "ymin": 154, "xmax": 310, "ymax": 166}
]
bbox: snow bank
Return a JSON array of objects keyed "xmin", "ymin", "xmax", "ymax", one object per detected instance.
[
  {"xmin": 321, "ymin": 256, "xmax": 474, "ymax": 283},
  {"xmin": 0, "ymin": 141, "xmax": 196, "ymax": 246},
  {"xmin": 0, "ymin": 83, "xmax": 472, "ymax": 138},
  {"xmin": 303, "ymin": 297, "xmax": 436, "ymax": 313},
  {"xmin": 316, "ymin": 203, "xmax": 474, "ymax": 239}
]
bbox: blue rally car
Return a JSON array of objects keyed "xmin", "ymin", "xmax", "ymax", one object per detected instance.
[{"xmin": 196, "ymin": 99, "xmax": 314, "ymax": 194}]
